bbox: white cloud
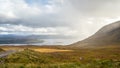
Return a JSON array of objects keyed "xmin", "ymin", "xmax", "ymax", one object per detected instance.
[
  {"xmin": 0, "ymin": 0, "xmax": 120, "ymax": 42},
  {"xmin": 0, "ymin": 27, "xmax": 8, "ymax": 31},
  {"xmin": 0, "ymin": 24, "xmax": 78, "ymax": 37},
  {"xmin": 0, "ymin": 0, "xmax": 61, "ymax": 19}
]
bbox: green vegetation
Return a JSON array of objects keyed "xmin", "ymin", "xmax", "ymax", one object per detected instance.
[
  {"xmin": 0, "ymin": 46, "xmax": 120, "ymax": 68},
  {"xmin": 0, "ymin": 60, "xmax": 120, "ymax": 68}
]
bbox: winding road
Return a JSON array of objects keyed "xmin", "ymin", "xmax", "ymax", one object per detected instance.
[{"xmin": 0, "ymin": 50, "xmax": 17, "ymax": 58}]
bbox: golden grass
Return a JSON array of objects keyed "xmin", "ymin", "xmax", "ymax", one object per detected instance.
[
  {"xmin": 0, "ymin": 46, "xmax": 73, "ymax": 53},
  {"xmin": 1, "ymin": 47, "xmax": 24, "ymax": 51},
  {"xmin": 32, "ymin": 48, "xmax": 73, "ymax": 53},
  {"xmin": 1, "ymin": 47, "xmax": 21, "ymax": 51}
]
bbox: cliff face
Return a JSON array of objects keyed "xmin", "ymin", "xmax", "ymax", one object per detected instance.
[{"xmin": 71, "ymin": 21, "xmax": 120, "ymax": 47}]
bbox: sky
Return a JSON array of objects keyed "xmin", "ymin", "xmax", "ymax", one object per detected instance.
[{"xmin": 0, "ymin": 0, "xmax": 120, "ymax": 44}]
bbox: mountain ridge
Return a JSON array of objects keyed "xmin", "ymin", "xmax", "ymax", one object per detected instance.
[{"xmin": 70, "ymin": 21, "xmax": 120, "ymax": 47}]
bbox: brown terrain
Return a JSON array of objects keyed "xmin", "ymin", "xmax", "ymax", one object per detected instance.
[{"xmin": 69, "ymin": 21, "xmax": 120, "ymax": 48}]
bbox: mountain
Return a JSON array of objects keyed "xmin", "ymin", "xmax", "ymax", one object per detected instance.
[
  {"xmin": 70, "ymin": 21, "xmax": 120, "ymax": 47},
  {"xmin": 0, "ymin": 34, "xmax": 70, "ymax": 44},
  {"xmin": 0, "ymin": 35, "xmax": 44, "ymax": 44}
]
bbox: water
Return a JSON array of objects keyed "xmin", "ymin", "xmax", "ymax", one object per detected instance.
[{"xmin": 0, "ymin": 39, "xmax": 78, "ymax": 46}]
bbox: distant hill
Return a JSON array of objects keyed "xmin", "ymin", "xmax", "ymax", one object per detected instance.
[
  {"xmin": 0, "ymin": 35, "xmax": 44, "ymax": 44},
  {"xmin": 0, "ymin": 34, "xmax": 71, "ymax": 45},
  {"xmin": 70, "ymin": 21, "xmax": 120, "ymax": 47}
]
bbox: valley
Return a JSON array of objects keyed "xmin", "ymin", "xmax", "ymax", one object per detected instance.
[{"xmin": 0, "ymin": 45, "xmax": 120, "ymax": 68}]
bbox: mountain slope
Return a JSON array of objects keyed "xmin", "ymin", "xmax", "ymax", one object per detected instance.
[{"xmin": 70, "ymin": 21, "xmax": 120, "ymax": 47}]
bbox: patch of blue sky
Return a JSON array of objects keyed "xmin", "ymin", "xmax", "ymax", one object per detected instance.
[{"xmin": 25, "ymin": 0, "xmax": 50, "ymax": 5}]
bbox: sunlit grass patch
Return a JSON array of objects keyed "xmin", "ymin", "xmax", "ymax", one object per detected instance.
[{"xmin": 32, "ymin": 48, "xmax": 73, "ymax": 53}]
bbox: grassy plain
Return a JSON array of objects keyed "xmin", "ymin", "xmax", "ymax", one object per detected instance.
[{"xmin": 0, "ymin": 45, "xmax": 120, "ymax": 68}]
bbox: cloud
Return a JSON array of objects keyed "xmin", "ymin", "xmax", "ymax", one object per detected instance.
[
  {"xmin": 0, "ymin": 24, "xmax": 78, "ymax": 38},
  {"xmin": 0, "ymin": 0, "xmax": 120, "ymax": 42},
  {"xmin": 0, "ymin": 0, "xmax": 64, "ymax": 26}
]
